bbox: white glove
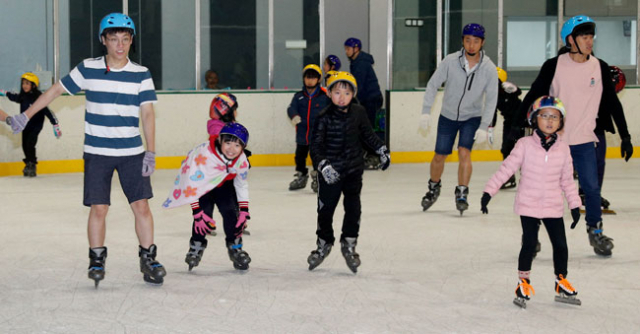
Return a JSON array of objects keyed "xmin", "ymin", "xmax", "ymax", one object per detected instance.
[
  {"xmin": 487, "ymin": 127, "xmax": 494, "ymax": 145},
  {"xmin": 474, "ymin": 129, "xmax": 487, "ymax": 144},
  {"xmin": 290, "ymin": 115, "xmax": 301, "ymax": 127},
  {"xmin": 502, "ymin": 81, "xmax": 517, "ymax": 94},
  {"xmin": 419, "ymin": 114, "xmax": 431, "ymax": 130}
]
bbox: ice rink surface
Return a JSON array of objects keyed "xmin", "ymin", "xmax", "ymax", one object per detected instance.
[{"xmin": 1, "ymin": 160, "xmax": 639, "ymax": 333}]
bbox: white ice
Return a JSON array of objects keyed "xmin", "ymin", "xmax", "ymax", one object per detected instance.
[{"xmin": 1, "ymin": 160, "xmax": 639, "ymax": 333}]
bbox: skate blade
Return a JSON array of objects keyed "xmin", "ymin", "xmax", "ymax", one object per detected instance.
[
  {"xmin": 580, "ymin": 208, "xmax": 616, "ymax": 215},
  {"xmin": 555, "ymin": 295, "xmax": 581, "ymax": 305},
  {"xmin": 513, "ymin": 297, "xmax": 527, "ymax": 309},
  {"xmin": 143, "ymin": 274, "xmax": 164, "ymax": 285},
  {"xmin": 243, "ymin": 230, "xmax": 251, "ymax": 236}
]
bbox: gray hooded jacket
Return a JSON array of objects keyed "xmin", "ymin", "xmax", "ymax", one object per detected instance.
[{"xmin": 421, "ymin": 49, "xmax": 498, "ymax": 130}]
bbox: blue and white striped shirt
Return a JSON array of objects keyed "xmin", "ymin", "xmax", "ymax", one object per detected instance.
[{"xmin": 60, "ymin": 57, "xmax": 157, "ymax": 157}]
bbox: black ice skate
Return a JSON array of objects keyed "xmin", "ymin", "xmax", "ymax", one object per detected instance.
[
  {"xmin": 587, "ymin": 221, "xmax": 614, "ymax": 256},
  {"xmin": 88, "ymin": 247, "xmax": 107, "ymax": 288},
  {"xmin": 23, "ymin": 162, "xmax": 36, "ymax": 177},
  {"xmin": 340, "ymin": 237, "xmax": 361, "ymax": 274},
  {"xmin": 227, "ymin": 238, "xmax": 251, "ymax": 270},
  {"xmin": 310, "ymin": 170, "xmax": 319, "ymax": 193},
  {"xmin": 421, "ymin": 179, "xmax": 441, "ymax": 211},
  {"xmin": 500, "ymin": 175, "xmax": 516, "ymax": 190},
  {"xmin": 513, "ymin": 278, "xmax": 535, "ymax": 309},
  {"xmin": 363, "ymin": 153, "xmax": 380, "ymax": 170},
  {"xmin": 185, "ymin": 238, "xmax": 208, "ymax": 271},
  {"xmin": 579, "ymin": 194, "xmax": 616, "ymax": 215},
  {"xmin": 455, "ymin": 185, "xmax": 469, "ymax": 216},
  {"xmin": 289, "ymin": 172, "xmax": 309, "ymax": 191},
  {"xmin": 139, "ymin": 244, "xmax": 166, "ymax": 285},
  {"xmin": 307, "ymin": 238, "xmax": 332, "ymax": 271},
  {"xmin": 554, "ymin": 274, "xmax": 581, "ymax": 305}
]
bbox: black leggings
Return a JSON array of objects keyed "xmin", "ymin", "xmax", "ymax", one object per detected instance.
[
  {"xmin": 316, "ymin": 170, "xmax": 363, "ymax": 244},
  {"xmin": 295, "ymin": 144, "xmax": 311, "ymax": 174},
  {"xmin": 22, "ymin": 127, "xmax": 42, "ymax": 163},
  {"xmin": 519, "ymin": 216, "xmax": 568, "ymax": 277},
  {"xmin": 191, "ymin": 181, "xmax": 241, "ymax": 243}
]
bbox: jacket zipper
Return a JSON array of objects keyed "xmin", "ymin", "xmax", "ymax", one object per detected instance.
[{"xmin": 456, "ymin": 75, "xmax": 470, "ymax": 121}]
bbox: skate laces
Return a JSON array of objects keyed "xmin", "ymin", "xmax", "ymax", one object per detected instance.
[
  {"xmin": 517, "ymin": 279, "xmax": 535, "ymax": 297},
  {"xmin": 556, "ymin": 275, "xmax": 575, "ymax": 293}
]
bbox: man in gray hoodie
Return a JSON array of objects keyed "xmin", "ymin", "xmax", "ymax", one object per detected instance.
[{"xmin": 419, "ymin": 23, "xmax": 498, "ymax": 215}]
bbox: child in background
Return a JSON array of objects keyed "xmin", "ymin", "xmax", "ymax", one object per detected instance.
[
  {"xmin": 287, "ymin": 64, "xmax": 330, "ymax": 192},
  {"xmin": 164, "ymin": 122, "xmax": 252, "ymax": 271},
  {"xmin": 1, "ymin": 72, "xmax": 61, "ymax": 177},
  {"xmin": 494, "ymin": 67, "xmax": 523, "ymax": 190},
  {"xmin": 307, "ymin": 71, "xmax": 390, "ymax": 274},
  {"xmin": 322, "ymin": 54, "xmax": 341, "ymax": 84},
  {"xmin": 480, "ymin": 96, "xmax": 582, "ymax": 308}
]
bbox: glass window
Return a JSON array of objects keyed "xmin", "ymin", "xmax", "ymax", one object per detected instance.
[
  {"xmin": 392, "ymin": 0, "xmax": 437, "ymax": 90},
  {"xmin": 0, "ymin": 0, "xmax": 55, "ymax": 91},
  {"xmin": 503, "ymin": 0, "xmax": 558, "ymax": 86},
  {"xmin": 444, "ymin": 0, "xmax": 499, "ymax": 66},
  {"xmin": 273, "ymin": 0, "xmax": 320, "ymax": 89}
]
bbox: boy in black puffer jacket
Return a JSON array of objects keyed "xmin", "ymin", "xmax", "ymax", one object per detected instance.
[{"xmin": 307, "ymin": 71, "xmax": 390, "ymax": 274}]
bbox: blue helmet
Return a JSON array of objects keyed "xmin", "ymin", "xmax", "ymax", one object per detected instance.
[
  {"xmin": 326, "ymin": 54, "xmax": 341, "ymax": 71},
  {"xmin": 344, "ymin": 37, "xmax": 362, "ymax": 49},
  {"xmin": 462, "ymin": 23, "xmax": 485, "ymax": 39},
  {"xmin": 219, "ymin": 122, "xmax": 249, "ymax": 147},
  {"xmin": 561, "ymin": 15, "xmax": 596, "ymax": 46},
  {"xmin": 99, "ymin": 13, "xmax": 136, "ymax": 40}
]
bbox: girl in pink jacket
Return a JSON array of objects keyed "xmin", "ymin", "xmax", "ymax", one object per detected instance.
[{"xmin": 480, "ymin": 96, "xmax": 582, "ymax": 309}]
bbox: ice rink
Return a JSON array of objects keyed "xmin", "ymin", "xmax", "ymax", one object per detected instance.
[{"xmin": 1, "ymin": 159, "xmax": 639, "ymax": 333}]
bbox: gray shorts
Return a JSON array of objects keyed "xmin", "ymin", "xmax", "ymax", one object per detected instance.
[{"xmin": 83, "ymin": 153, "xmax": 153, "ymax": 207}]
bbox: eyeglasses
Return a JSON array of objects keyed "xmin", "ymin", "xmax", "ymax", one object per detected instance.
[{"xmin": 537, "ymin": 113, "xmax": 560, "ymax": 121}]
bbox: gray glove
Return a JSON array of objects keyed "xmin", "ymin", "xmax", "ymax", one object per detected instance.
[
  {"xmin": 142, "ymin": 151, "xmax": 156, "ymax": 177},
  {"xmin": 9, "ymin": 113, "xmax": 29, "ymax": 134},
  {"xmin": 319, "ymin": 159, "xmax": 340, "ymax": 184}
]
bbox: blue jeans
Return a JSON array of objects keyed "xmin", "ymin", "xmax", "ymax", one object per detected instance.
[{"xmin": 570, "ymin": 142, "xmax": 601, "ymax": 226}]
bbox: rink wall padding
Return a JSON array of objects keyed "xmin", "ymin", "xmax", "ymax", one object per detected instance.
[{"xmin": 1, "ymin": 89, "xmax": 638, "ymax": 176}]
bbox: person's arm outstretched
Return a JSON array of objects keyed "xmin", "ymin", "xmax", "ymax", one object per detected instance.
[{"xmin": 8, "ymin": 82, "xmax": 65, "ymax": 133}]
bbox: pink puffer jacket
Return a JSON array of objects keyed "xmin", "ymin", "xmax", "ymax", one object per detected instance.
[{"xmin": 484, "ymin": 132, "xmax": 581, "ymax": 219}]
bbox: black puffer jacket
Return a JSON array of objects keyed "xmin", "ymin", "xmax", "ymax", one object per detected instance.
[{"xmin": 311, "ymin": 102, "xmax": 384, "ymax": 175}]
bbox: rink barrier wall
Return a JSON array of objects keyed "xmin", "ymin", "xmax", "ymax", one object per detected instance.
[{"xmin": 1, "ymin": 89, "xmax": 638, "ymax": 176}]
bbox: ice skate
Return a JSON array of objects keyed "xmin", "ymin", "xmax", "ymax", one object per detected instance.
[
  {"xmin": 513, "ymin": 278, "xmax": 535, "ymax": 309},
  {"xmin": 227, "ymin": 238, "xmax": 251, "ymax": 270},
  {"xmin": 455, "ymin": 185, "xmax": 469, "ymax": 216},
  {"xmin": 340, "ymin": 237, "xmax": 361, "ymax": 273},
  {"xmin": 500, "ymin": 175, "xmax": 516, "ymax": 190},
  {"xmin": 88, "ymin": 247, "xmax": 107, "ymax": 288},
  {"xmin": 289, "ymin": 172, "xmax": 308, "ymax": 191},
  {"xmin": 310, "ymin": 170, "xmax": 319, "ymax": 193},
  {"xmin": 139, "ymin": 244, "xmax": 166, "ymax": 285},
  {"xmin": 554, "ymin": 274, "xmax": 581, "ymax": 305},
  {"xmin": 587, "ymin": 221, "xmax": 614, "ymax": 256},
  {"xmin": 600, "ymin": 197, "xmax": 616, "ymax": 215},
  {"xmin": 185, "ymin": 238, "xmax": 208, "ymax": 271},
  {"xmin": 421, "ymin": 179, "xmax": 441, "ymax": 211},
  {"xmin": 23, "ymin": 162, "xmax": 36, "ymax": 177},
  {"xmin": 307, "ymin": 238, "xmax": 332, "ymax": 270}
]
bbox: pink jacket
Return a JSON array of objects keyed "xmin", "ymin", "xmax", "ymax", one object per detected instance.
[{"xmin": 484, "ymin": 132, "xmax": 581, "ymax": 219}]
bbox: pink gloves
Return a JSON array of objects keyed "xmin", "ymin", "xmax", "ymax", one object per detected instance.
[{"xmin": 193, "ymin": 210, "xmax": 216, "ymax": 235}]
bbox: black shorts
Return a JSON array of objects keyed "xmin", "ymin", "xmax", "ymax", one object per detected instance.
[{"xmin": 83, "ymin": 153, "xmax": 153, "ymax": 207}]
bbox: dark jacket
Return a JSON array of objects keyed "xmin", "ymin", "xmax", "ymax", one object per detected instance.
[
  {"xmin": 516, "ymin": 56, "xmax": 630, "ymax": 139},
  {"xmin": 6, "ymin": 91, "xmax": 57, "ymax": 132},
  {"xmin": 287, "ymin": 86, "xmax": 330, "ymax": 145},
  {"xmin": 311, "ymin": 102, "xmax": 384, "ymax": 175},
  {"xmin": 491, "ymin": 83, "xmax": 522, "ymax": 127},
  {"xmin": 349, "ymin": 51, "xmax": 382, "ymax": 103}
]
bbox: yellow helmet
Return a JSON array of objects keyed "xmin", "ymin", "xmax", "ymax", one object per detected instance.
[
  {"xmin": 496, "ymin": 67, "xmax": 507, "ymax": 83},
  {"xmin": 21, "ymin": 72, "xmax": 40, "ymax": 87},
  {"xmin": 302, "ymin": 64, "xmax": 322, "ymax": 77},
  {"xmin": 326, "ymin": 71, "xmax": 357, "ymax": 95},
  {"xmin": 325, "ymin": 70, "xmax": 338, "ymax": 77}
]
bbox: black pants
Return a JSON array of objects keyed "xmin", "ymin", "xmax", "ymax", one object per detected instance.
[
  {"xmin": 191, "ymin": 181, "xmax": 241, "ymax": 243},
  {"xmin": 316, "ymin": 170, "xmax": 363, "ymax": 244},
  {"xmin": 295, "ymin": 144, "xmax": 311, "ymax": 174},
  {"xmin": 519, "ymin": 216, "xmax": 568, "ymax": 277},
  {"xmin": 22, "ymin": 127, "xmax": 42, "ymax": 164},
  {"xmin": 500, "ymin": 117, "xmax": 522, "ymax": 159},
  {"xmin": 362, "ymin": 95, "xmax": 385, "ymax": 145}
]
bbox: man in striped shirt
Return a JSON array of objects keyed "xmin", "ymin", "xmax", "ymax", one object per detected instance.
[{"xmin": 9, "ymin": 13, "xmax": 166, "ymax": 286}]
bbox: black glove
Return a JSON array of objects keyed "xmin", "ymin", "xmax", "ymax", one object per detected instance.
[
  {"xmin": 480, "ymin": 192, "xmax": 491, "ymax": 214},
  {"xmin": 570, "ymin": 207, "xmax": 581, "ymax": 229},
  {"xmin": 621, "ymin": 136, "xmax": 633, "ymax": 162}
]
